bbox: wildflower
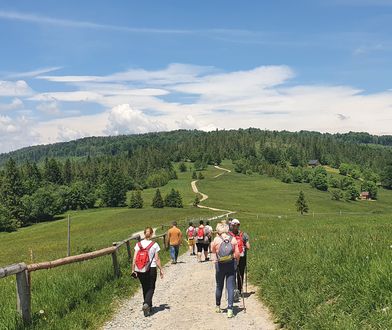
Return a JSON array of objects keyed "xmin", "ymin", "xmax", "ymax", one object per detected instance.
[{"xmin": 39, "ymin": 310, "xmax": 45, "ymax": 315}]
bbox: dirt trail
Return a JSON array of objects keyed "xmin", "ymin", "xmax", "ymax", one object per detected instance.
[{"xmin": 103, "ymin": 166, "xmax": 276, "ymax": 329}]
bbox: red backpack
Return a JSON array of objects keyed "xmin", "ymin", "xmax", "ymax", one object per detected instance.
[
  {"xmin": 135, "ymin": 241, "xmax": 155, "ymax": 272},
  {"xmin": 187, "ymin": 227, "xmax": 195, "ymax": 238},
  {"xmin": 197, "ymin": 226, "xmax": 205, "ymax": 240},
  {"xmin": 229, "ymin": 231, "xmax": 244, "ymax": 254}
]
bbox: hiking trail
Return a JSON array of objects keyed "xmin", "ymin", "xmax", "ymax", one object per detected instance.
[{"xmin": 103, "ymin": 166, "xmax": 276, "ymax": 330}]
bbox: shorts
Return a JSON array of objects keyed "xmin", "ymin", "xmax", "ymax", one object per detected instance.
[
  {"xmin": 196, "ymin": 242, "xmax": 209, "ymax": 253},
  {"xmin": 187, "ymin": 238, "xmax": 195, "ymax": 246}
]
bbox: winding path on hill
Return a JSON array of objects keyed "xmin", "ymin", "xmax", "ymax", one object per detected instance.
[{"xmin": 103, "ymin": 166, "xmax": 276, "ymax": 330}]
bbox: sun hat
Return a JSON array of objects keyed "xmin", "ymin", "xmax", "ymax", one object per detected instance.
[{"xmin": 231, "ymin": 219, "xmax": 240, "ymax": 225}]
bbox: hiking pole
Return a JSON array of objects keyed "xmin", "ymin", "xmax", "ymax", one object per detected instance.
[{"xmin": 237, "ymin": 269, "xmax": 246, "ymax": 313}]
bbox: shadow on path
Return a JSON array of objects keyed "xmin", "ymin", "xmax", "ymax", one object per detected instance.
[{"xmin": 151, "ymin": 304, "xmax": 170, "ymax": 316}]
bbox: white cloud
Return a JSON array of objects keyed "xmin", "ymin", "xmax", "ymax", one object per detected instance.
[
  {"xmin": 0, "ymin": 98, "xmax": 24, "ymax": 112},
  {"xmin": 0, "ymin": 115, "xmax": 39, "ymax": 153},
  {"xmin": 36, "ymin": 101, "xmax": 61, "ymax": 115},
  {"xmin": 106, "ymin": 104, "xmax": 166, "ymax": 135},
  {"xmin": 2, "ymin": 63, "xmax": 392, "ymax": 153},
  {"xmin": 5, "ymin": 66, "xmax": 62, "ymax": 79},
  {"xmin": 0, "ymin": 80, "xmax": 33, "ymax": 96}
]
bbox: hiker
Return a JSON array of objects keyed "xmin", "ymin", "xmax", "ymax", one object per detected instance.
[
  {"xmin": 211, "ymin": 222, "xmax": 240, "ymax": 318},
  {"xmin": 229, "ymin": 219, "xmax": 250, "ymax": 300},
  {"xmin": 131, "ymin": 227, "xmax": 164, "ymax": 317},
  {"xmin": 196, "ymin": 220, "xmax": 209, "ymax": 262},
  {"xmin": 186, "ymin": 221, "xmax": 196, "ymax": 255},
  {"xmin": 205, "ymin": 221, "xmax": 213, "ymax": 253},
  {"xmin": 167, "ymin": 221, "xmax": 183, "ymax": 264}
]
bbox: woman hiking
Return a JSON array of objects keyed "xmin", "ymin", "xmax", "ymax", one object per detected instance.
[
  {"xmin": 229, "ymin": 218, "xmax": 250, "ymax": 301},
  {"xmin": 186, "ymin": 221, "xmax": 196, "ymax": 255},
  {"xmin": 131, "ymin": 227, "xmax": 164, "ymax": 317},
  {"xmin": 211, "ymin": 222, "xmax": 240, "ymax": 318}
]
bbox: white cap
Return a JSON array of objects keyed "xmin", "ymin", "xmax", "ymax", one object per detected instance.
[{"xmin": 231, "ymin": 219, "xmax": 240, "ymax": 225}]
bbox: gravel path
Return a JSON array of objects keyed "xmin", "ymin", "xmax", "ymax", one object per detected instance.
[
  {"xmin": 103, "ymin": 252, "xmax": 276, "ymax": 330},
  {"xmin": 103, "ymin": 166, "xmax": 276, "ymax": 329}
]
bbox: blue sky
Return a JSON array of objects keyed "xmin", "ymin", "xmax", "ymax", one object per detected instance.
[{"xmin": 1, "ymin": 0, "xmax": 392, "ymax": 152}]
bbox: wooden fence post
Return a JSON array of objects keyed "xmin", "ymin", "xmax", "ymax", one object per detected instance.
[
  {"xmin": 111, "ymin": 244, "xmax": 121, "ymax": 278},
  {"xmin": 125, "ymin": 240, "xmax": 132, "ymax": 262},
  {"xmin": 16, "ymin": 270, "xmax": 31, "ymax": 324},
  {"xmin": 163, "ymin": 233, "xmax": 167, "ymax": 250}
]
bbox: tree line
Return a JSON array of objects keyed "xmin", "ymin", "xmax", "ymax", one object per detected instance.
[{"xmin": 1, "ymin": 128, "xmax": 392, "ymax": 231}]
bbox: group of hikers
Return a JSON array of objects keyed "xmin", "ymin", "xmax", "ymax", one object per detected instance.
[{"xmin": 131, "ymin": 218, "xmax": 250, "ymax": 318}]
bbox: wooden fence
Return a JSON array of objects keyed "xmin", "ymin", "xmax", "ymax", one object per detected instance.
[
  {"xmin": 0, "ymin": 213, "xmax": 231, "ymax": 325},
  {"xmin": 0, "ymin": 231, "xmax": 167, "ymax": 324}
]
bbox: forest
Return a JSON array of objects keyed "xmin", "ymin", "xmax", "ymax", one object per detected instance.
[{"xmin": 1, "ymin": 129, "xmax": 392, "ymax": 231}]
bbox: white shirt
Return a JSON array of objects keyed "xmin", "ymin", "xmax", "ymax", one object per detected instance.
[{"xmin": 134, "ymin": 239, "xmax": 160, "ymax": 267}]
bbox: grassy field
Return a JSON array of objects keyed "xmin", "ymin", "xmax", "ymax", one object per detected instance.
[
  {"xmin": 197, "ymin": 160, "xmax": 392, "ymax": 329},
  {"xmin": 0, "ymin": 163, "xmax": 219, "ymax": 330},
  {"xmin": 2, "ymin": 160, "xmax": 392, "ymax": 329}
]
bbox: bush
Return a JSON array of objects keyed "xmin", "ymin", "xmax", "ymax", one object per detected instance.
[
  {"xmin": 331, "ymin": 189, "xmax": 343, "ymax": 201},
  {"xmin": 145, "ymin": 170, "xmax": 170, "ymax": 188},
  {"xmin": 345, "ymin": 185, "xmax": 360, "ymax": 201}
]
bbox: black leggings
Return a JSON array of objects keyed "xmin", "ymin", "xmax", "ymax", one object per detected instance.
[
  {"xmin": 237, "ymin": 256, "xmax": 246, "ymax": 293},
  {"xmin": 137, "ymin": 267, "xmax": 157, "ymax": 307}
]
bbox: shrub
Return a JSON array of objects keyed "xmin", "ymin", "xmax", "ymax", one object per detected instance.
[{"xmin": 331, "ymin": 189, "xmax": 343, "ymax": 201}]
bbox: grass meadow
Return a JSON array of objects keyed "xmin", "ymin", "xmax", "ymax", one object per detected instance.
[
  {"xmin": 0, "ymin": 164, "xmax": 218, "ymax": 330},
  {"xmin": 198, "ymin": 160, "xmax": 392, "ymax": 329},
  {"xmin": 1, "ymin": 160, "xmax": 392, "ymax": 329}
]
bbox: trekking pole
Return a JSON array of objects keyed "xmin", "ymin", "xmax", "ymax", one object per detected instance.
[
  {"xmin": 245, "ymin": 263, "xmax": 248, "ymax": 294},
  {"xmin": 237, "ymin": 269, "xmax": 246, "ymax": 313}
]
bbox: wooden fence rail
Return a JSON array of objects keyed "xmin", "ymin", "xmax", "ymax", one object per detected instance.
[{"xmin": 0, "ymin": 213, "xmax": 230, "ymax": 325}]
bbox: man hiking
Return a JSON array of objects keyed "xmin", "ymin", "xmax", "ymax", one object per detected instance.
[
  {"xmin": 131, "ymin": 227, "xmax": 164, "ymax": 317},
  {"xmin": 186, "ymin": 221, "xmax": 196, "ymax": 255},
  {"xmin": 167, "ymin": 221, "xmax": 182, "ymax": 264},
  {"xmin": 211, "ymin": 222, "xmax": 240, "ymax": 318},
  {"xmin": 196, "ymin": 220, "xmax": 209, "ymax": 262},
  {"xmin": 229, "ymin": 218, "xmax": 250, "ymax": 301}
]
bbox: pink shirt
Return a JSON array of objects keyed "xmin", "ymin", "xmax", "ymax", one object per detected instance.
[{"xmin": 211, "ymin": 233, "xmax": 240, "ymax": 263}]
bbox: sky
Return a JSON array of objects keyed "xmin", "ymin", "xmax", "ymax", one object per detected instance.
[{"xmin": 1, "ymin": 0, "xmax": 392, "ymax": 153}]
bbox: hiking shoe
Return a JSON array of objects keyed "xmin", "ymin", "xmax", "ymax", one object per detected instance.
[
  {"xmin": 215, "ymin": 306, "xmax": 221, "ymax": 313},
  {"xmin": 205, "ymin": 257, "xmax": 210, "ymax": 261},
  {"xmin": 227, "ymin": 309, "xmax": 234, "ymax": 318},
  {"xmin": 234, "ymin": 289, "xmax": 240, "ymax": 302},
  {"xmin": 142, "ymin": 303, "xmax": 150, "ymax": 317}
]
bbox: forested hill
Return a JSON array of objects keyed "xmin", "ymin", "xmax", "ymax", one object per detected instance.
[{"xmin": 1, "ymin": 129, "xmax": 392, "ymax": 170}]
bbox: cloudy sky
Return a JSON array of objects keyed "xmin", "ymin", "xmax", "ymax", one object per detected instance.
[{"xmin": 1, "ymin": 0, "xmax": 392, "ymax": 153}]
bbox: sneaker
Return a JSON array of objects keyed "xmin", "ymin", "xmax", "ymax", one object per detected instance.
[
  {"xmin": 215, "ymin": 306, "xmax": 221, "ymax": 313},
  {"xmin": 142, "ymin": 303, "xmax": 150, "ymax": 317},
  {"xmin": 234, "ymin": 289, "xmax": 240, "ymax": 302},
  {"xmin": 227, "ymin": 309, "xmax": 234, "ymax": 318},
  {"xmin": 205, "ymin": 257, "xmax": 210, "ymax": 261}
]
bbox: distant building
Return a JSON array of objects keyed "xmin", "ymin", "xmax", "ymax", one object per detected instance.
[
  {"xmin": 360, "ymin": 191, "xmax": 370, "ymax": 200},
  {"xmin": 308, "ymin": 159, "xmax": 320, "ymax": 167}
]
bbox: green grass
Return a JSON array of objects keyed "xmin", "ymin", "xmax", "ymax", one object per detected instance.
[
  {"xmin": 0, "ymin": 164, "xmax": 219, "ymax": 330},
  {"xmin": 197, "ymin": 160, "xmax": 392, "ymax": 329},
  {"xmin": 2, "ymin": 160, "xmax": 392, "ymax": 329}
]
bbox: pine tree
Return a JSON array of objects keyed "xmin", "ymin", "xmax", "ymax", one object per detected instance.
[
  {"xmin": 192, "ymin": 171, "xmax": 197, "ymax": 180},
  {"xmin": 179, "ymin": 162, "xmax": 187, "ymax": 172},
  {"xmin": 198, "ymin": 172, "xmax": 204, "ymax": 180},
  {"xmin": 152, "ymin": 188, "xmax": 164, "ymax": 208},
  {"xmin": 164, "ymin": 188, "xmax": 183, "ymax": 208},
  {"xmin": 296, "ymin": 191, "xmax": 309, "ymax": 215},
  {"xmin": 0, "ymin": 158, "xmax": 24, "ymax": 220},
  {"xmin": 101, "ymin": 167, "xmax": 127, "ymax": 207},
  {"xmin": 63, "ymin": 158, "xmax": 72, "ymax": 185},
  {"xmin": 129, "ymin": 190, "xmax": 143, "ymax": 208}
]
